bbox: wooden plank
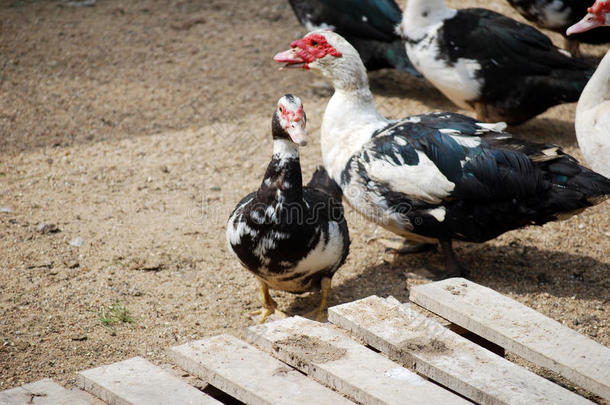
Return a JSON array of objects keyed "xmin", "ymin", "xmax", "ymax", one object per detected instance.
[
  {"xmin": 0, "ymin": 379, "xmax": 95, "ymax": 405},
  {"xmin": 328, "ymin": 295, "xmax": 593, "ymax": 405},
  {"xmin": 169, "ymin": 334, "xmax": 354, "ymax": 405},
  {"xmin": 410, "ymin": 278, "xmax": 610, "ymax": 400},
  {"xmin": 68, "ymin": 389, "xmax": 108, "ymax": 405},
  {"xmin": 387, "ymin": 297, "xmax": 505, "ymax": 357},
  {"xmin": 247, "ymin": 316, "xmax": 470, "ymax": 405},
  {"xmin": 78, "ymin": 356, "xmax": 220, "ymax": 405}
]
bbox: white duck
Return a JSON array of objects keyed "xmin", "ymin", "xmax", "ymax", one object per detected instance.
[{"xmin": 568, "ymin": 0, "xmax": 610, "ymax": 177}]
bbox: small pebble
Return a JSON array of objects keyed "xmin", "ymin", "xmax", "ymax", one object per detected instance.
[
  {"xmin": 36, "ymin": 223, "xmax": 60, "ymax": 234},
  {"xmin": 0, "ymin": 207, "xmax": 12, "ymax": 213},
  {"xmin": 63, "ymin": 260, "xmax": 80, "ymax": 269},
  {"xmin": 69, "ymin": 237, "xmax": 84, "ymax": 247}
]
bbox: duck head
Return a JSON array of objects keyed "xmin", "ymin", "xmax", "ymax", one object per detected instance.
[
  {"xmin": 567, "ymin": 0, "xmax": 610, "ymax": 34},
  {"xmin": 273, "ymin": 31, "xmax": 368, "ymax": 91},
  {"xmin": 272, "ymin": 94, "xmax": 308, "ymax": 146}
]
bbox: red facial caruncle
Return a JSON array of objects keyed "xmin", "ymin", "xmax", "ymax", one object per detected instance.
[
  {"xmin": 273, "ymin": 33, "xmax": 342, "ymax": 69},
  {"xmin": 281, "ymin": 104, "xmax": 304, "ymax": 125},
  {"xmin": 589, "ymin": 0, "xmax": 610, "ymax": 21},
  {"xmin": 278, "ymin": 99, "xmax": 308, "ymax": 146},
  {"xmin": 290, "ymin": 34, "xmax": 342, "ymax": 67}
]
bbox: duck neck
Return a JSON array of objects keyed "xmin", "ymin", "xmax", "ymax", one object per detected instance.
[
  {"xmin": 325, "ymin": 58, "xmax": 370, "ymax": 93},
  {"xmin": 321, "ymin": 76, "xmax": 387, "ymax": 182},
  {"xmin": 578, "ymin": 50, "xmax": 610, "ymax": 113},
  {"xmin": 258, "ymin": 139, "xmax": 303, "ymax": 203}
]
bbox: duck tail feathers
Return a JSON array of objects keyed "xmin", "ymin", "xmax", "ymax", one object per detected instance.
[{"xmin": 307, "ymin": 166, "xmax": 343, "ymax": 200}]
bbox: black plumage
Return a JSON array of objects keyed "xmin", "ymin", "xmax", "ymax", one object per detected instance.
[
  {"xmin": 507, "ymin": 0, "xmax": 610, "ymax": 55},
  {"xmin": 287, "ymin": 0, "xmax": 420, "ymax": 76}
]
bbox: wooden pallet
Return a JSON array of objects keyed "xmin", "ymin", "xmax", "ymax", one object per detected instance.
[{"xmin": 2, "ymin": 278, "xmax": 608, "ymax": 405}]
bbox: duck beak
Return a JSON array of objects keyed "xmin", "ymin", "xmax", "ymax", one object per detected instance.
[
  {"xmin": 273, "ymin": 48, "xmax": 308, "ymax": 70},
  {"xmin": 567, "ymin": 14, "xmax": 603, "ymax": 35},
  {"xmin": 287, "ymin": 120, "xmax": 308, "ymax": 146}
]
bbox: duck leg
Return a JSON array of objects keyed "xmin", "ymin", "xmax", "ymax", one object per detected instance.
[
  {"xmin": 440, "ymin": 240, "xmax": 468, "ymax": 278},
  {"xmin": 249, "ymin": 281, "xmax": 286, "ymax": 324},
  {"xmin": 304, "ymin": 277, "xmax": 331, "ymax": 322}
]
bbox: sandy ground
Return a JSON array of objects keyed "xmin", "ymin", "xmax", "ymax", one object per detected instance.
[{"xmin": 0, "ymin": 0, "xmax": 608, "ymax": 401}]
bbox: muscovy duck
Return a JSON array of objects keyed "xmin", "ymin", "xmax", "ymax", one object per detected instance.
[
  {"xmin": 273, "ymin": 31, "xmax": 610, "ymax": 276},
  {"xmin": 568, "ymin": 0, "xmax": 610, "ymax": 177},
  {"xmin": 226, "ymin": 94, "xmax": 350, "ymax": 322},
  {"xmin": 287, "ymin": 0, "xmax": 420, "ymax": 76},
  {"xmin": 398, "ymin": 0, "xmax": 594, "ymax": 125},
  {"xmin": 507, "ymin": 0, "xmax": 610, "ymax": 57}
]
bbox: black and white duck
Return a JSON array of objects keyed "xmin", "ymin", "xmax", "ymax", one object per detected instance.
[
  {"xmin": 398, "ymin": 0, "xmax": 594, "ymax": 125},
  {"xmin": 226, "ymin": 94, "xmax": 350, "ymax": 322},
  {"xmin": 274, "ymin": 31, "xmax": 610, "ymax": 277}
]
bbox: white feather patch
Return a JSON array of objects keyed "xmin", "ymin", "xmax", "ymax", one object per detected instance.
[
  {"xmin": 273, "ymin": 139, "xmax": 298, "ymax": 164},
  {"xmin": 450, "ymin": 134, "xmax": 481, "ymax": 148},
  {"xmin": 476, "ymin": 121, "xmax": 507, "ymax": 132},
  {"xmin": 253, "ymin": 235, "xmax": 278, "ymax": 260},
  {"xmin": 426, "ymin": 207, "xmax": 446, "ymax": 222},
  {"xmin": 403, "ymin": 14, "xmax": 482, "ymax": 109},
  {"xmin": 226, "ymin": 197, "xmax": 255, "ymax": 247},
  {"xmin": 365, "ymin": 150, "xmax": 455, "ymax": 204},
  {"xmin": 290, "ymin": 222, "xmax": 343, "ymax": 275}
]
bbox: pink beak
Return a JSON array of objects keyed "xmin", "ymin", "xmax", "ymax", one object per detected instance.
[
  {"xmin": 273, "ymin": 49, "xmax": 308, "ymax": 69},
  {"xmin": 567, "ymin": 14, "xmax": 604, "ymax": 35},
  {"xmin": 287, "ymin": 120, "xmax": 308, "ymax": 146}
]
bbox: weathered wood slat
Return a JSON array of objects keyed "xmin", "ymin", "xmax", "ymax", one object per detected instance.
[
  {"xmin": 78, "ymin": 356, "xmax": 220, "ymax": 405},
  {"xmin": 0, "ymin": 379, "xmax": 95, "ymax": 405},
  {"xmin": 247, "ymin": 316, "xmax": 470, "ymax": 405},
  {"xmin": 410, "ymin": 278, "xmax": 610, "ymax": 400},
  {"xmin": 169, "ymin": 334, "xmax": 354, "ymax": 405},
  {"xmin": 328, "ymin": 295, "xmax": 593, "ymax": 405}
]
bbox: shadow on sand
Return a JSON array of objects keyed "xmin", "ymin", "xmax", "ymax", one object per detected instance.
[{"xmin": 285, "ymin": 241, "xmax": 608, "ymax": 316}]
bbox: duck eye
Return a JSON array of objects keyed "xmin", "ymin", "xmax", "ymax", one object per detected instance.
[
  {"xmin": 311, "ymin": 40, "xmax": 318, "ymax": 46},
  {"xmin": 279, "ymin": 106, "xmax": 283, "ymax": 112}
]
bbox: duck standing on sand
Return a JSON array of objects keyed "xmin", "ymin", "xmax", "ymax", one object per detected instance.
[
  {"xmin": 226, "ymin": 95, "xmax": 350, "ymax": 322},
  {"xmin": 273, "ymin": 31, "xmax": 610, "ymax": 277},
  {"xmin": 399, "ymin": 0, "xmax": 594, "ymax": 125}
]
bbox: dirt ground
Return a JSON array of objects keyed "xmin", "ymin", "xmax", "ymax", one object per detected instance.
[{"xmin": 0, "ymin": 0, "xmax": 608, "ymax": 400}]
